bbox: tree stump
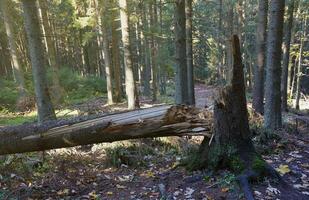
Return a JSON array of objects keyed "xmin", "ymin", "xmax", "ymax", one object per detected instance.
[{"xmin": 190, "ymin": 35, "xmax": 282, "ymax": 200}]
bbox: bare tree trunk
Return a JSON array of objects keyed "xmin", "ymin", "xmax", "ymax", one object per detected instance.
[
  {"xmin": 264, "ymin": 0, "xmax": 285, "ymax": 130},
  {"xmin": 217, "ymin": 0, "xmax": 223, "ymax": 82},
  {"xmin": 226, "ymin": 5, "xmax": 234, "ymax": 83},
  {"xmin": 0, "ymin": 0, "xmax": 27, "ymax": 98},
  {"xmin": 175, "ymin": 0, "xmax": 188, "ymax": 104},
  {"xmin": 281, "ymin": 0, "xmax": 295, "ymax": 111},
  {"xmin": 253, "ymin": 0, "xmax": 268, "ymax": 114},
  {"xmin": 119, "ymin": 0, "xmax": 138, "ymax": 109},
  {"xmin": 294, "ymin": 18, "xmax": 306, "ymax": 110},
  {"xmin": 38, "ymin": 0, "xmax": 63, "ymax": 104},
  {"xmin": 141, "ymin": 4, "xmax": 151, "ymax": 97},
  {"xmin": 21, "ymin": 0, "xmax": 56, "ymax": 123},
  {"xmin": 111, "ymin": 4, "xmax": 123, "ymax": 103},
  {"xmin": 186, "ymin": 0, "xmax": 195, "ymax": 105}
]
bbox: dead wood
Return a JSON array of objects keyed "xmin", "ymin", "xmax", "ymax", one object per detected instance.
[{"xmin": 0, "ymin": 105, "xmax": 212, "ymax": 155}]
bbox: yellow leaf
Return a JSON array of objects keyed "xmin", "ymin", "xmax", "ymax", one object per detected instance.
[
  {"xmin": 106, "ymin": 191, "xmax": 113, "ymax": 195},
  {"xmin": 276, "ymin": 165, "xmax": 291, "ymax": 175},
  {"xmin": 221, "ymin": 187, "xmax": 229, "ymax": 192},
  {"xmin": 146, "ymin": 171, "xmax": 155, "ymax": 178}
]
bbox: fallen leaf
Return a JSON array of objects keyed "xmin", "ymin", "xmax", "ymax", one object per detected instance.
[
  {"xmin": 106, "ymin": 191, "xmax": 113, "ymax": 195},
  {"xmin": 266, "ymin": 185, "xmax": 280, "ymax": 195},
  {"xmin": 57, "ymin": 189, "xmax": 69, "ymax": 195},
  {"xmin": 185, "ymin": 187, "xmax": 195, "ymax": 197},
  {"xmin": 276, "ymin": 165, "xmax": 291, "ymax": 175},
  {"xmin": 221, "ymin": 187, "xmax": 229, "ymax": 192},
  {"xmin": 116, "ymin": 184, "xmax": 127, "ymax": 189}
]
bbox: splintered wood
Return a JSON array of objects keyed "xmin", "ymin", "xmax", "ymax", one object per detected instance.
[{"xmin": 0, "ymin": 105, "xmax": 212, "ymax": 155}]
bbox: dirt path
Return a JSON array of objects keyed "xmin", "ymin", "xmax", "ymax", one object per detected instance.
[{"xmin": 194, "ymin": 84, "xmax": 216, "ymax": 108}]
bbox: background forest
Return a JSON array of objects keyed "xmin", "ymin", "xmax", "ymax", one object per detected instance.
[{"xmin": 0, "ymin": 0, "xmax": 309, "ymax": 199}]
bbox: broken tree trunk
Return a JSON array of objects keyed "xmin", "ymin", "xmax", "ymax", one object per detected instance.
[
  {"xmin": 0, "ymin": 105, "xmax": 212, "ymax": 155},
  {"xmin": 189, "ymin": 35, "xmax": 285, "ymax": 200}
]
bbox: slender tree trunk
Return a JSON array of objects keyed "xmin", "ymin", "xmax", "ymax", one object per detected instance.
[
  {"xmin": 111, "ymin": 3, "xmax": 122, "ymax": 102},
  {"xmin": 186, "ymin": 0, "xmax": 195, "ymax": 105},
  {"xmin": 0, "ymin": 0, "xmax": 27, "ymax": 98},
  {"xmin": 217, "ymin": 0, "xmax": 223, "ymax": 82},
  {"xmin": 141, "ymin": 5, "xmax": 151, "ymax": 97},
  {"xmin": 38, "ymin": 0, "xmax": 63, "ymax": 103},
  {"xmin": 150, "ymin": 1, "xmax": 158, "ymax": 102},
  {"xmin": 175, "ymin": 0, "xmax": 188, "ymax": 104},
  {"xmin": 264, "ymin": 0, "xmax": 285, "ymax": 130},
  {"xmin": 281, "ymin": 0, "xmax": 295, "ymax": 111},
  {"xmin": 119, "ymin": 0, "xmax": 137, "ymax": 109},
  {"xmin": 253, "ymin": 0, "xmax": 268, "ymax": 114},
  {"xmin": 294, "ymin": 18, "xmax": 306, "ymax": 110},
  {"xmin": 226, "ymin": 5, "xmax": 234, "ymax": 83},
  {"xmin": 21, "ymin": 0, "xmax": 56, "ymax": 123},
  {"xmin": 102, "ymin": 27, "xmax": 114, "ymax": 105}
]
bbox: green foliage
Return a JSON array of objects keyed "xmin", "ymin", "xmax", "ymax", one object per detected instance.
[
  {"xmin": 51, "ymin": 67, "xmax": 107, "ymax": 104},
  {"xmin": 0, "ymin": 114, "xmax": 37, "ymax": 126},
  {"xmin": 0, "ymin": 79, "xmax": 19, "ymax": 111},
  {"xmin": 229, "ymin": 156, "xmax": 245, "ymax": 173},
  {"xmin": 252, "ymin": 156, "xmax": 266, "ymax": 175}
]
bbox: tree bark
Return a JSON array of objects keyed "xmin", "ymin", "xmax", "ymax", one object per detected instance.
[
  {"xmin": 111, "ymin": 3, "xmax": 123, "ymax": 102},
  {"xmin": 0, "ymin": 0, "xmax": 27, "ymax": 98},
  {"xmin": 253, "ymin": 0, "xmax": 268, "ymax": 114},
  {"xmin": 0, "ymin": 105, "xmax": 212, "ymax": 155},
  {"xmin": 119, "ymin": 0, "xmax": 137, "ymax": 109},
  {"xmin": 21, "ymin": 0, "xmax": 56, "ymax": 123},
  {"xmin": 264, "ymin": 0, "xmax": 285, "ymax": 130},
  {"xmin": 186, "ymin": 0, "xmax": 195, "ymax": 105},
  {"xmin": 191, "ymin": 35, "xmax": 282, "ymax": 200},
  {"xmin": 226, "ymin": 5, "xmax": 234, "ymax": 83},
  {"xmin": 281, "ymin": 0, "xmax": 295, "ymax": 111},
  {"xmin": 294, "ymin": 18, "xmax": 306, "ymax": 110},
  {"xmin": 141, "ymin": 4, "xmax": 151, "ymax": 97},
  {"xmin": 175, "ymin": 0, "xmax": 188, "ymax": 104},
  {"xmin": 149, "ymin": 1, "xmax": 158, "ymax": 102},
  {"xmin": 38, "ymin": 0, "xmax": 63, "ymax": 104}
]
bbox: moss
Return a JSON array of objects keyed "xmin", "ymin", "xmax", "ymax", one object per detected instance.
[
  {"xmin": 229, "ymin": 156, "xmax": 245, "ymax": 173},
  {"xmin": 252, "ymin": 156, "xmax": 266, "ymax": 175}
]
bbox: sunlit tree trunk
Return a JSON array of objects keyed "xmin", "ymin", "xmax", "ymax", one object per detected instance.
[
  {"xmin": 149, "ymin": 1, "xmax": 158, "ymax": 102},
  {"xmin": 294, "ymin": 18, "xmax": 306, "ymax": 110},
  {"xmin": 217, "ymin": 0, "xmax": 223, "ymax": 82},
  {"xmin": 264, "ymin": 0, "xmax": 285, "ymax": 130},
  {"xmin": 21, "ymin": 0, "xmax": 56, "ymax": 123},
  {"xmin": 253, "ymin": 0, "xmax": 268, "ymax": 114},
  {"xmin": 0, "ymin": 0, "xmax": 27, "ymax": 98},
  {"xmin": 119, "ymin": 0, "xmax": 138, "ymax": 109},
  {"xmin": 38, "ymin": 0, "xmax": 63, "ymax": 103},
  {"xmin": 226, "ymin": 5, "xmax": 234, "ymax": 83}
]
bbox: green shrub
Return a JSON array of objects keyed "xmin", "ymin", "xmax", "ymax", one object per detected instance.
[{"xmin": 0, "ymin": 79, "xmax": 19, "ymax": 110}]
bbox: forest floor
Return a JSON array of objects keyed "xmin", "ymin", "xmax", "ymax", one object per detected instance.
[{"xmin": 0, "ymin": 84, "xmax": 309, "ymax": 200}]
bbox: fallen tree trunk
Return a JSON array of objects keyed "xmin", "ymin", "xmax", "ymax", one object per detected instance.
[{"xmin": 0, "ymin": 105, "xmax": 212, "ymax": 155}]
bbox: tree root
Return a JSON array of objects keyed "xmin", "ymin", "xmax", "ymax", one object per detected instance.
[{"xmin": 237, "ymin": 164, "xmax": 285, "ymax": 200}]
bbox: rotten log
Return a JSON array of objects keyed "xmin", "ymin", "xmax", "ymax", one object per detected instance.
[{"xmin": 0, "ymin": 105, "xmax": 212, "ymax": 155}]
